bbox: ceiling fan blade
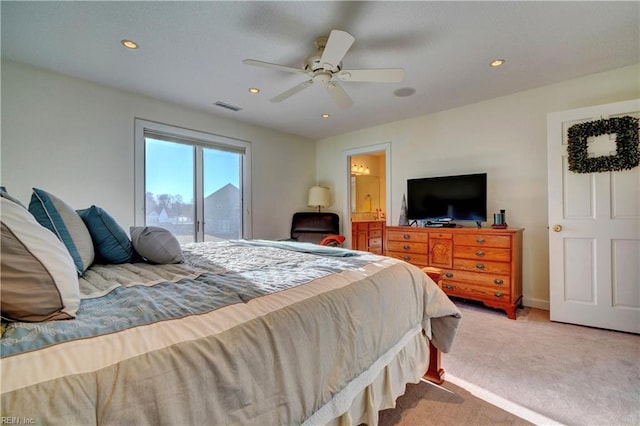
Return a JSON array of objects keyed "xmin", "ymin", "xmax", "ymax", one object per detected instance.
[
  {"xmin": 270, "ymin": 79, "xmax": 314, "ymax": 103},
  {"xmin": 337, "ymin": 68, "xmax": 405, "ymax": 83},
  {"xmin": 320, "ymin": 30, "xmax": 355, "ymax": 71},
  {"xmin": 243, "ymin": 59, "xmax": 307, "ymax": 74},
  {"xmin": 325, "ymin": 81, "xmax": 353, "ymax": 109}
]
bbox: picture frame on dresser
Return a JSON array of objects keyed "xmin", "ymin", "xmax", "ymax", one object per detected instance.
[{"xmin": 385, "ymin": 226, "xmax": 524, "ymax": 319}]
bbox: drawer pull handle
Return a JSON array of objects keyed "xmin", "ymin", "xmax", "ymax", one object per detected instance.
[
  {"xmin": 403, "ymin": 245, "xmax": 410, "ymax": 250},
  {"xmin": 402, "ymin": 255, "xmax": 411, "ymax": 261},
  {"xmin": 403, "ymin": 234, "xmax": 411, "ymax": 240},
  {"xmin": 445, "ymin": 284, "xmax": 454, "ymax": 290},
  {"xmin": 445, "ymin": 272, "xmax": 454, "ymax": 278},
  {"xmin": 494, "ymin": 292, "xmax": 503, "ymax": 298},
  {"xmin": 476, "ymin": 237, "xmax": 485, "ymax": 244},
  {"xmin": 475, "ymin": 250, "xmax": 485, "ymax": 257},
  {"xmin": 476, "ymin": 263, "xmax": 485, "ymax": 270},
  {"xmin": 494, "ymin": 278, "xmax": 504, "ymax": 285}
]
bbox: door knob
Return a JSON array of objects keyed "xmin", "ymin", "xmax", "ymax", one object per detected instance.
[{"xmin": 552, "ymin": 224, "xmax": 563, "ymax": 232}]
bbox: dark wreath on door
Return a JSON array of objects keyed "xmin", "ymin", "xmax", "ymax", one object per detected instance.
[{"xmin": 567, "ymin": 115, "xmax": 639, "ymax": 173}]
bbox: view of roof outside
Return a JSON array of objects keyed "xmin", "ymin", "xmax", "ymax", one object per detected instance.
[{"xmin": 145, "ymin": 138, "xmax": 241, "ymax": 242}]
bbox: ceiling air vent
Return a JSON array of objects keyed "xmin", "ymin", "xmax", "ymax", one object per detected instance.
[{"xmin": 213, "ymin": 101, "xmax": 242, "ymax": 112}]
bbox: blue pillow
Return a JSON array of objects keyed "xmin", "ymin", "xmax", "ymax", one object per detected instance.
[
  {"xmin": 28, "ymin": 188, "xmax": 94, "ymax": 275},
  {"xmin": 77, "ymin": 206, "xmax": 133, "ymax": 264}
]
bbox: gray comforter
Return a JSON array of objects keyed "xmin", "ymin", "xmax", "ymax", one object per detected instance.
[{"xmin": 1, "ymin": 240, "xmax": 461, "ymax": 425}]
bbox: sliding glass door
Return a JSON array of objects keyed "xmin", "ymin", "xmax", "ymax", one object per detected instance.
[
  {"xmin": 202, "ymin": 148, "xmax": 242, "ymax": 241},
  {"xmin": 144, "ymin": 138, "xmax": 195, "ymax": 243},
  {"xmin": 135, "ymin": 119, "xmax": 251, "ymax": 242}
]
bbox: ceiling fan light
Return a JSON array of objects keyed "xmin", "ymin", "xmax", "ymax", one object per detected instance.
[
  {"xmin": 243, "ymin": 29, "xmax": 396, "ymax": 108},
  {"xmin": 490, "ymin": 59, "xmax": 505, "ymax": 67}
]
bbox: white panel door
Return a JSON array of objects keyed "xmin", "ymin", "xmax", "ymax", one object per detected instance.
[{"xmin": 547, "ymin": 99, "xmax": 640, "ymax": 334}]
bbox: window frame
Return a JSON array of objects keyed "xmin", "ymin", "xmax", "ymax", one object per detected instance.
[{"xmin": 134, "ymin": 118, "xmax": 252, "ymax": 240}]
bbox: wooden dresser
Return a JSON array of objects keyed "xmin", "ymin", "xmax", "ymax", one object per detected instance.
[
  {"xmin": 386, "ymin": 226, "xmax": 523, "ymax": 319},
  {"xmin": 352, "ymin": 221, "xmax": 385, "ymax": 254}
]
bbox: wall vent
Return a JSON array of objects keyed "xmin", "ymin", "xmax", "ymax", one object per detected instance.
[{"xmin": 213, "ymin": 101, "xmax": 242, "ymax": 112}]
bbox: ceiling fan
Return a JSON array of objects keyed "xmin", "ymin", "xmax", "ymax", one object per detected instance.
[{"xmin": 243, "ymin": 30, "xmax": 404, "ymax": 109}]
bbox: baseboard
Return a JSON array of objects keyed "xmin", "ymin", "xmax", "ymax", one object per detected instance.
[
  {"xmin": 445, "ymin": 374, "xmax": 562, "ymax": 425},
  {"xmin": 522, "ymin": 296, "xmax": 549, "ymax": 311}
]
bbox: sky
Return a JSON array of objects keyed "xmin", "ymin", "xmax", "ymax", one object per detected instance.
[{"xmin": 145, "ymin": 138, "xmax": 240, "ymax": 203}]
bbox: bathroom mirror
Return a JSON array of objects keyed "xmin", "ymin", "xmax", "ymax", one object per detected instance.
[{"xmin": 351, "ymin": 175, "xmax": 380, "ymax": 213}]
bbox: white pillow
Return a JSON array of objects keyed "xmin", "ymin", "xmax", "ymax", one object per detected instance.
[{"xmin": 1, "ymin": 197, "xmax": 80, "ymax": 321}]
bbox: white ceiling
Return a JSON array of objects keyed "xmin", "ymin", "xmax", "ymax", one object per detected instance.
[{"xmin": 2, "ymin": 1, "xmax": 638, "ymax": 140}]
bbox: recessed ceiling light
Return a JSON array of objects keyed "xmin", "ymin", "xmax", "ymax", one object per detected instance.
[
  {"xmin": 248, "ymin": 87, "xmax": 260, "ymax": 94},
  {"xmin": 490, "ymin": 59, "xmax": 505, "ymax": 67},
  {"xmin": 321, "ymin": 113, "xmax": 330, "ymax": 119},
  {"xmin": 121, "ymin": 39, "xmax": 139, "ymax": 49}
]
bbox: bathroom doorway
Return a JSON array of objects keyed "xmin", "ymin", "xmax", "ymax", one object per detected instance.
[{"xmin": 343, "ymin": 143, "xmax": 390, "ymax": 249}]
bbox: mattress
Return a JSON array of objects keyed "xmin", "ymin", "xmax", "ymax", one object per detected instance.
[{"xmin": 1, "ymin": 239, "xmax": 461, "ymax": 425}]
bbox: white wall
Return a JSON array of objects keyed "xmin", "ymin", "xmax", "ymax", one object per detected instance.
[
  {"xmin": 316, "ymin": 63, "xmax": 640, "ymax": 309},
  {"xmin": 1, "ymin": 60, "xmax": 316, "ymax": 240},
  {"xmin": 3, "ymin": 60, "xmax": 639, "ymax": 308}
]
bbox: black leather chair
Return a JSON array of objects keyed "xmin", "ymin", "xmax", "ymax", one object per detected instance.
[{"xmin": 288, "ymin": 212, "xmax": 344, "ymax": 246}]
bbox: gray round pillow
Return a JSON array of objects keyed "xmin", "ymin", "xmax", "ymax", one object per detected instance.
[{"xmin": 129, "ymin": 226, "xmax": 184, "ymax": 264}]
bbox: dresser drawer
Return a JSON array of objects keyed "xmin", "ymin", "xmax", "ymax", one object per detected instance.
[
  {"xmin": 387, "ymin": 229, "xmax": 429, "ymax": 243},
  {"xmin": 453, "ymin": 258, "xmax": 512, "ymax": 275},
  {"xmin": 369, "ymin": 229, "xmax": 383, "ymax": 238},
  {"xmin": 369, "ymin": 237, "xmax": 382, "ymax": 248},
  {"xmin": 454, "ymin": 234, "xmax": 511, "ymax": 248},
  {"xmin": 369, "ymin": 222, "xmax": 384, "ymax": 230},
  {"xmin": 454, "ymin": 246, "xmax": 511, "ymax": 262},
  {"xmin": 442, "ymin": 269, "xmax": 511, "ymax": 288},
  {"xmin": 429, "ymin": 232, "xmax": 452, "ymax": 240},
  {"xmin": 440, "ymin": 281, "xmax": 511, "ymax": 300},
  {"xmin": 386, "ymin": 240, "xmax": 428, "ymax": 253},
  {"xmin": 387, "ymin": 251, "xmax": 429, "ymax": 266}
]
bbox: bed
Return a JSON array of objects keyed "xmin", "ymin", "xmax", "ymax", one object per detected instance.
[{"xmin": 1, "ymin": 193, "xmax": 461, "ymax": 425}]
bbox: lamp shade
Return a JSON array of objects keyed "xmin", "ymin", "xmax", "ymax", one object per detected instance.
[{"xmin": 308, "ymin": 186, "xmax": 331, "ymax": 210}]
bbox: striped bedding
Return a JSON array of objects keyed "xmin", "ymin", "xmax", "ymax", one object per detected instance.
[{"xmin": 1, "ymin": 240, "xmax": 461, "ymax": 425}]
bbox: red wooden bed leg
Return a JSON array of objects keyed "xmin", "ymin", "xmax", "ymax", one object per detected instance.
[
  {"xmin": 423, "ymin": 340, "xmax": 445, "ymax": 385},
  {"xmin": 421, "ymin": 267, "xmax": 446, "ymax": 384}
]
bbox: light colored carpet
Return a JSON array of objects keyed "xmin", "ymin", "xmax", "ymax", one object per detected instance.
[
  {"xmin": 378, "ymin": 301, "xmax": 639, "ymax": 425},
  {"xmin": 442, "ymin": 300, "xmax": 640, "ymax": 425},
  {"xmin": 379, "ymin": 379, "xmax": 534, "ymax": 426}
]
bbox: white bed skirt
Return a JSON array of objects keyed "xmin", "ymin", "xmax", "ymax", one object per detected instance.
[{"xmin": 304, "ymin": 325, "xmax": 430, "ymax": 426}]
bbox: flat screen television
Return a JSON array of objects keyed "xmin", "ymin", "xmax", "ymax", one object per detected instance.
[{"xmin": 406, "ymin": 173, "xmax": 487, "ymax": 224}]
